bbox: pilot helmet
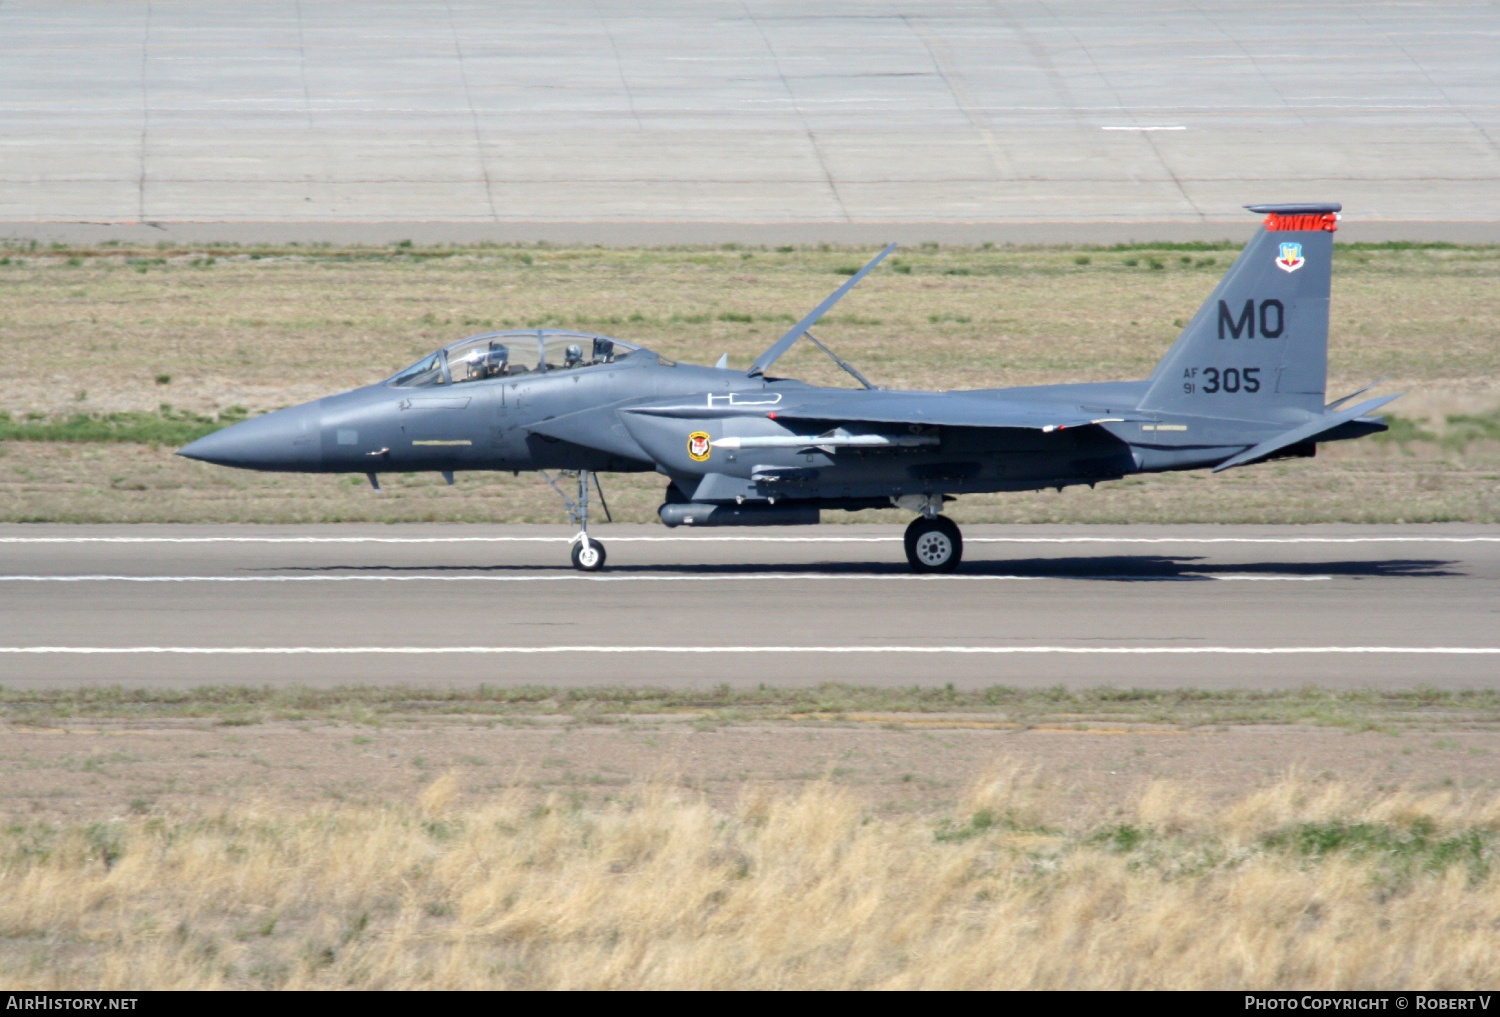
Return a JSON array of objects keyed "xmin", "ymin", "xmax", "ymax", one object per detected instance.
[{"xmin": 565, "ymin": 344, "xmax": 583, "ymax": 366}]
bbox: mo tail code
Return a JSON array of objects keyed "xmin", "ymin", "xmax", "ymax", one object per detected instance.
[{"xmin": 1218, "ymin": 299, "xmax": 1285, "ymax": 339}]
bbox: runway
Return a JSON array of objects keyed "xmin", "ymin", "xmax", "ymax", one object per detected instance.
[
  {"xmin": 2, "ymin": 0, "xmax": 1498, "ymax": 241},
  {"xmin": 2, "ymin": 524, "xmax": 1497, "ymax": 690}
]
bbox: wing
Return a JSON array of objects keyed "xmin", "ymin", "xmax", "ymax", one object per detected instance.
[
  {"xmin": 623, "ymin": 390, "xmax": 1143, "ymax": 432},
  {"xmin": 765, "ymin": 389, "xmax": 1144, "ymax": 433},
  {"xmin": 617, "ymin": 388, "xmax": 1148, "ymax": 476}
]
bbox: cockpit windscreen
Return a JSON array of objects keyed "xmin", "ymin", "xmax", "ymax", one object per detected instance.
[{"xmin": 388, "ymin": 331, "xmax": 642, "ymax": 388}]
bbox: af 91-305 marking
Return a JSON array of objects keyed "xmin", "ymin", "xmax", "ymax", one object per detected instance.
[{"xmin": 1182, "ymin": 366, "xmax": 1261, "ymax": 394}]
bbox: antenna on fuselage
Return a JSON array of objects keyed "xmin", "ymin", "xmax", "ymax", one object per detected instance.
[{"xmin": 747, "ymin": 242, "xmax": 895, "ymax": 377}]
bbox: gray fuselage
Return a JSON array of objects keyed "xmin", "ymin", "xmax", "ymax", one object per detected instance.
[{"xmin": 178, "ymin": 340, "xmax": 1371, "ymax": 510}]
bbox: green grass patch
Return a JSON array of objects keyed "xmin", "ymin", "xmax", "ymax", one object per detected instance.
[
  {"xmin": 0, "ymin": 406, "xmax": 246, "ymax": 445},
  {"xmin": 935, "ymin": 809, "xmax": 1001, "ymax": 842},
  {"xmin": 1446, "ymin": 409, "xmax": 1500, "ymax": 444},
  {"xmin": 1091, "ymin": 823, "xmax": 1149, "ymax": 852},
  {"xmin": 1373, "ymin": 408, "xmax": 1500, "ymax": 449},
  {"xmin": 1264, "ymin": 819, "xmax": 1491, "ymax": 881},
  {"xmin": 1073, "ymin": 816, "xmax": 1494, "ymax": 885},
  {"xmin": 1374, "ymin": 414, "xmax": 1441, "ymax": 444}
]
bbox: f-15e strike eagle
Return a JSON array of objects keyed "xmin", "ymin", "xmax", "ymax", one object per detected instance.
[{"xmin": 180, "ymin": 203, "xmax": 1395, "ymax": 573}]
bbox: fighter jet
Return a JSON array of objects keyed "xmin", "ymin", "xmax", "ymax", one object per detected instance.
[{"xmin": 180, "ymin": 202, "xmax": 1394, "ymax": 572}]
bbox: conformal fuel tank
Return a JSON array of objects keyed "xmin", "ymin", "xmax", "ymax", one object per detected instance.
[{"xmin": 658, "ymin": 502, "xmax": 819, "ymax": 527}]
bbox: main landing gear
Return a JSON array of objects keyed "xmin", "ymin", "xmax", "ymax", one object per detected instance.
[
  {"xmin": 545, "ymin": 473, "xmax": 961, "ymax": 573},
  {"xmin": 543, "ymin": 469, "xmax": 610, "ymax": 571},
  {"xmin": 904, "ymin": 514, "xmax": 963, "ymax": 573}
]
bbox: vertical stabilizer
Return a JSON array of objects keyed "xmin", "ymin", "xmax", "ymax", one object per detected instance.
[{"xmin": 1139, "ymin": 203, "xmax": 1339, "ymax": 419}]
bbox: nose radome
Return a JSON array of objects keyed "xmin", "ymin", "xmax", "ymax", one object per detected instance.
[{"xmin": 178, "ymin": 403, "xmax": 323, "ymax": 471}]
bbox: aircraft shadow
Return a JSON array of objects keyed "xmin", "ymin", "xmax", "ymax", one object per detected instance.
[
  {"xmin": 954, "ymin": 555, "xmax": 1459, "ymax": 580},
  {"xmin": 267, "ymin": 556, "xmax": 1460, "ymax": 582}
]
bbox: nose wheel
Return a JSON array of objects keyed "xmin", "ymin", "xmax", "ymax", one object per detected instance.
[
  {"xmin": 904, "ymin": 515, "xmax": 963, "ymax": 573},
  {"xmin": 571, "ymin": 539, "xmax": 607, "ymax": 571}
]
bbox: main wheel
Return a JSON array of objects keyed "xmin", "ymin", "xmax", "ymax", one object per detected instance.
[
  {"xmin": 571, "ymin": 540, "xmax": 607, "ymax": 572},
  {"xmin": 904, "ymin": 516, "xmax": 962, "ymax": 573}
]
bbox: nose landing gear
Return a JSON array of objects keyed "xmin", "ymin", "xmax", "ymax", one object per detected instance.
[
  {"xmin": 542, "ymin": 468, "xmax": 610, "ymax": 571},
  {"xmin": 904, "ymin": 514, "xmax": 962, "ymax": 573}
]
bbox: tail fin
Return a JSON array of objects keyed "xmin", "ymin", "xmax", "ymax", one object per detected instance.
[{"xmin": 1139, "ymin": 203, "xmax": 1339, "ymax": 419}]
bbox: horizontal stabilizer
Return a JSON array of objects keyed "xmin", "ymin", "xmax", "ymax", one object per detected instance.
[
  {"xmin": 1211, "ymin": 394, "xmax": 1400, "ymax": 473},
  {"xmin": 1326, "ymin": 378, "xmax": 1387, "ymax": 411},
  {"xmin": 1244, "ymin": 202, "xmax": 1342, "ymax": 215}
]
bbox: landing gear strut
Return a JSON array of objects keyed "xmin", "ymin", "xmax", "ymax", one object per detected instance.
[
  {"xmin": 904, "ymin": 514, "xmax": 962, "ymax": 573},
  {"xmin": 543, "ymin": 469, "xmax": 609, "ymax": 571}
]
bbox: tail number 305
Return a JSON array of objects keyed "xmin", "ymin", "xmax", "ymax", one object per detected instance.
[{"xmin": 1183, "ymin": 366, "xmax": 1261, "ymax": 395}]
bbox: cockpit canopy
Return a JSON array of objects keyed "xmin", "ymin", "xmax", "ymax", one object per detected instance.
[{"xmin": 388, "ymin": 330, "xmax": 646, "ymax": 388}]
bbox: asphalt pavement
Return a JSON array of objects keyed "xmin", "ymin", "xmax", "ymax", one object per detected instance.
[
  {"xmin": 1, "ymin": 523, "xmax": 1497, "ymax": 690},
  {"xmin": 2, "ymin": 0, "xmax": 1498, "ymax": 241}
]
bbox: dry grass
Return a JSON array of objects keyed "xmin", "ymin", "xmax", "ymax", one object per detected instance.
[
  {"xmin": 4, "ymin": 242, "xmax": 1498, "ymax": 416},
  {"xmin": 4, "ymin": 426, "xmax": 1498, "ymax": 523},
  {"xmin": 3, "ymin": 769, "xmax": 1499, "ymax": 989},
  {"xmin": 7, "ymin": 682, "xmax": 1500, "ymax": 731},
  {"xmin": 3, "ymin": 242, "xmax": 1498, "ymax": 524}
]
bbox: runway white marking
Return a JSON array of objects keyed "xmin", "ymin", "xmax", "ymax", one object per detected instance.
[
  {"xmin": 2, "ymin": 646, "xmax": 1496, "ymax": 655},
  {"xmin": 0, "ymin": 574, "xmax": 1331, "ymax": 583},
  {"xmin": 0, "ymin": 536, "xmax": 1495, "ymax": 545}
]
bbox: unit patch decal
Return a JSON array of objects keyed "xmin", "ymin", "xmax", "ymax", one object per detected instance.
[
  {"xmin": 687, "ymin": 431, "xmax": 712, "ymax": 461},
  {"xmin": 1275, "ymin": 242, "xmax": 1305, "ymax": 273}
]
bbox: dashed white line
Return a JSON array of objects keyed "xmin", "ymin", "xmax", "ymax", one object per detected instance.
[{"xmin": 0, "ymin": 646, "xmax": 1494, "ymax": 655}]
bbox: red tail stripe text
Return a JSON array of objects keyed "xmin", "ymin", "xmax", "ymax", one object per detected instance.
[{"xmin": 1263, "ymin": 212, "xmax": 1339, "ymax": 232}]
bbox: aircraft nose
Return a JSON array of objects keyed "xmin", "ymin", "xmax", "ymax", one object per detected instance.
[{"xmin": 178, "ymin": 402, "xmax": 323, "ymax": 470}]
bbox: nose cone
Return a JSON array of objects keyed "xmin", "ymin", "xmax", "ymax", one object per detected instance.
[{"xmin": 178, "ymin": 402, "xmax": 323, "ymax": 471}]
